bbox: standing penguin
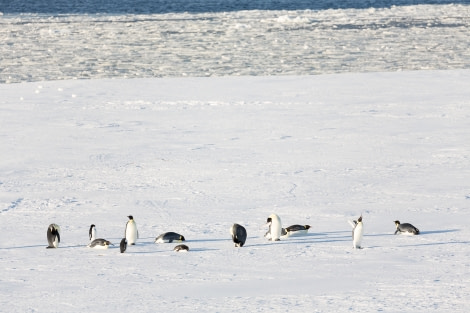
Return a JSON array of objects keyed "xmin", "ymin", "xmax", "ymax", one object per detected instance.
[
  {"xmin": 230, "ymin": 223, "xmax": 247, "ymax": 247},
  {"xmin": 46, "ymin": 224, "xmax": 60, "ymax": 249},
  {"xmin": 125, "ymin": 215, "xmax": 138, "ymax": 245},
  {"xmin": 352, "ymin": 215, "xmax": 363, "ymax": 249},
  {"xmin": 266, "ymin": 214, "xmax": 282, "ymax": 241},
  {"xmin": 120, "ymin": 238, "xmax": 127, "ymax": 253},
  {"xmin": 89, "ymin": 224, "xmax": 96, "ymax": 241},
  {"xmin": 394, "ymin": 220, "xmax": 420, "ymax": 235}
]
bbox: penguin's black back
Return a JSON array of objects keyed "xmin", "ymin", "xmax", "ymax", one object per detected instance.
[{"xmin": 120, "ymin": 238, "xmax": 127, "ymax": 253}]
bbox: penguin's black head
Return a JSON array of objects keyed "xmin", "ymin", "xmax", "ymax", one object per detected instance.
[
  {"xmin": 180, "ymin": 235, "xmax": 186, "ymax": 241},
  {"xmin": 305, "ymin": 225, "xmax": 311, "ymax": 230},
  {"xmin": 90, "ymin": 224, "xmax": 95, "ymax": 229},
  {"xmin": 266, "ymin": 217, "xmax": 272, "ymax": 223},
  {"xmin": 358, "ymin": 216, "xmax": 363, "ymax": 222},
  {"xmin": 128, "ymin": 215, "xmax": 133, "ymax": 220},
  {"xmin": 394, "ymin": 220, "xmax": 400, "ymax": 225}
]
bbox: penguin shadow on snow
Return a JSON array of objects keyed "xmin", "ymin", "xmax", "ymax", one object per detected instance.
[
  {"xmin": 357, "ymin": 229, "xmax": 463, "ymax": 249},
  {"xmin": 184, "ymin": 247, "xmax": 220, "ymax": 252},
  {"xmin": 250, "ymin": 232, "xmax": 351, "ymax": 247},
  {"xmin": 186, "ymin": 238, "xmax": 231, "ymax": 243},
  {"xmin": 0, "ymin": 244, "xmax": 46, "ymax": 250},
  {"xmin": 419, "ymin": 229, "xmax": 459, "ymax": 235},
  {"xmin": 398, "ymin": 240, "xmax": 470, "ymax": 248},
  {"xmin": 309, "ymin": 231, "xmax": 353, "ymax": 244}
]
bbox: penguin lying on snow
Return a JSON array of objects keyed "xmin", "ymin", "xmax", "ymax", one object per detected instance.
[
  {"xmin": 394, "ymin": 220, "xmax": 420, "ymax": 235},
  {"xmin": 283, "ymin": 224, "xmax": 311, "ymax": 237},
  {"xmin": 155, "ymin": 232, "xmax": 185, "ymax": 243},
  {"xmin": 46, "ymin": 224, "xmax": 61, "ymax": 249},
  {"xmin": 230, "ymin": 223, "xmax": 247, "ymax": 247},
  {"xmin": 88, "ymin": 239, "xmax": 112, "ymax": 249},
  {"xmin": 174, "ymin": 244, "xmax": 189, "ymax": 252},
  {"xmin": 87, "ymin": 224, "xmax": 112, "ymax": 249},
  {"xmin": 125, "ymin": 215, "xmax": 139, "ymax": 245}
]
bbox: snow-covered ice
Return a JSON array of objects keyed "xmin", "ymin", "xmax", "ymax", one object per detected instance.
[
  {"xmin": 1, "ymin": 1, "xmax": 470, "ymax": 311},
  {"xmin": 1, "ymin": 3, "xmax": 470, "ymax": 83},
  {"xmin": 1, "ymin": 70, "xmax": 470, "ymax": 312}
]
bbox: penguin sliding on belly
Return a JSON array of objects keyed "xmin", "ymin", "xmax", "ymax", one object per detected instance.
[
  {"xmin": 283, "ymin": 224, "xmax": 311, "ymax": 237},
  {"xmin": 230, "ymin": 223, "xmax": 247, "ymax": 247},
  {"xmin": 87, "ymin": 238, "xmax": 112, "ymax": 249},
  {"xmin": 351, "ymin": 215, "xmax": 363, "ymax": 249},
  {"xmin": 46, "ymin": 224, "xmax": 61, "ymax": 249},
  {"xmin": 394, "ymin": 220, "xmax": 420, "ymax": 235},
  {"xmin": 125, "ymin": 215, "xmax": 139, "ymax": 245},
  {"xmin": 173, "ymin": 244, "xmax": 189, "ymax": 252},
  {"xmin": 155, "ymin": 232, "xmax": 185, "ymax": 243},
  {"xmin": 265, "ymin": 214, "xmax": 282, "ymax": 241},
  {"xmin": 87, "ymin": 224, "xmax": 112, "ymax": 249}
]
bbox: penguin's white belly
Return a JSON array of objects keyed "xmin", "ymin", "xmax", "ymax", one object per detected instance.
[
  {"xmin": 88, "ymin": 244, "xmax": 109, "ymax": 249},
  {"xmin": 270, "ymin": 223, "xmax": 282, "ymax": 241},
  {"xmin": 52, "ymin": 237, "xmax": 59, "ymax": 248},
  {"xmin": 353, "ymin": 224, "xmax": 363, "ymax": 248},
  {"xmin": 126, "ymin": 222, "xmax": 138, "ymax": 244},
  {"xmin": 287, "ymin": 229, "xmax": 308, "ymax": 237},
  {"xmin": 155, "ymin": 238, "xmax": 169, "ymax": 243}
]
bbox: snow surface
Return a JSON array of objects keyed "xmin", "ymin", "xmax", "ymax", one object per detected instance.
[
  {"xmin": 2, "ymin": 1, "xmax": 470, "ymax": 311},
  {"xmin": 1, "ymin": 70, "xmax": 470, "ymax": 312}
]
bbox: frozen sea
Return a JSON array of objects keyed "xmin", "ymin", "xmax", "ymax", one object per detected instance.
[{"xmin": 1, "ymin": 0, "xmax": 470, "ymax": 83}]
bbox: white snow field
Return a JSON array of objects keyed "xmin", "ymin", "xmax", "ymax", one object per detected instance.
[
  {"xmin": 2, "ymin": 0, "xmax": 470, "ymax": 311},
  {"xmin": 1, "ymin": 70, "xmax": 470, "ymax": 312}
]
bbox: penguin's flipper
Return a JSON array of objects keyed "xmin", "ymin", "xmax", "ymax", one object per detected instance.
[
  {"xmin": 348, "ymin": 220, "xmax": 357, "ymax": 228},
  {"xmin": 57, "ymin": 232, "xmax": 61, "ymax": 243},
  {"xmin": 394, "ymin": 229, "xmax": 399, "ymax": 235}
]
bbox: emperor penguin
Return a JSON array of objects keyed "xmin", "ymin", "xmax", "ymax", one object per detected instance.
[
  {"xmin": 173, "ymin": 244, "xmax": 189, "ymax": 252},
  {"xmin": 120, "ymin": 238, "xmax": 127, "ymax": 253},
  {"xmin": 46, "ymin": 223, "xmax": 60, "ymax": 249},
  {"xmin": 154, "ymin": 232, "xmax": 185, "ymax": 243},
  {"xmin": 352, "ymin": 215, "xmax": 363, "ymax": 249},
  {"xmin": 266, "ymin": 214, "xmax": 282, "ymax": 241},
  {"xmin": 89, "ymin": 224, "xmax": 96, "ymax": 241},
  {"xmin": 394, "ymin": 220, "xmax": 420, "ymax": 235},
  {"xmin": 230, "ymin": 223, "xmax": 247, "ymax": 247},
  {"xmin": 284, "ymin": 224, "xmax": 311, "ymax": 237},
  {"xmin": 125, "ymin": 215, "xmax": 138, "ymax": 245},
  {"xmin": 87, "ymin": 238, "xmax": 112, "ymax": 249}
]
